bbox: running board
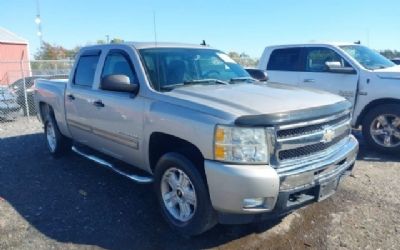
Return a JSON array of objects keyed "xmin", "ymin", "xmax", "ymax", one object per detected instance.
[{"xmin": 72, "ymin": 146, "xmax": 153, "ymax": 184}]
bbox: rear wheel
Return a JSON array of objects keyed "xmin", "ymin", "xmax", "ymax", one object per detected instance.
[
  {"xmin": 154, "ymin": 153, "xmax": 217, "ymax": 236},
  {"xmin": 44, "ymin": 111, "xmax": 71, "ymax": 157},
  {"xmin": 362, "ymin": 104, "xmax": 400, "ymax": 153}
]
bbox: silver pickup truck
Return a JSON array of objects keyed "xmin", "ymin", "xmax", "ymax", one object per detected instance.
[{"xmin": 34, "ymin": 42, "xmax": 359, "ymax": 235}]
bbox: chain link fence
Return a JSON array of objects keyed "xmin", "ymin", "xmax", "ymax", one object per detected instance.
[{"xmin": 0, "ymin": 60, "xmax": 73, "ymax": 122}]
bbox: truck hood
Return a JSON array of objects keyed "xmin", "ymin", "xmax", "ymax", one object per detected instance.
[
  {"xmin": 374, "ymin": 65, "xmax": 400, "ymax": 80},
  {"xmin": 164, "ymin": 83, "xmax": 348, "ymax": 123}
]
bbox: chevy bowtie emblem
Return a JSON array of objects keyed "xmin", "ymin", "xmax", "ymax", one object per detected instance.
[{"xmin": 322, "ymin": 127, "xmax": 335, "ymax": 143}]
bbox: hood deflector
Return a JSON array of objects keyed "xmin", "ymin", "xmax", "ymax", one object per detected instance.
[{"xmin": 235, "ymin": 101, "xmax": 352, "ymax": 126}]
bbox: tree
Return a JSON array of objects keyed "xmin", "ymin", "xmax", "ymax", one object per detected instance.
[
  {"xmin": 110, "ymin": 38, "xmax": 124, "ymax": 44},
  {"xmin": 228, "ymin": 52, "xmax": 240, "ymax": 61},
  {"xmin": 96, "ymin": 37, "xmax": 124, "ymax": 44},
  {"xmin": 380, "ymin": 50, "xmax": 400, "ymax": 59},
  {"xmin": 34, "ymin": 37, "xmax": 125, "ymax": 60},
  {"xmin": 228, "ymin": 51, "xmax": 259, "ymax": 67},
  {"xmin": 34, "ymin": 42, "xmax": 80, "ymax": 60}
]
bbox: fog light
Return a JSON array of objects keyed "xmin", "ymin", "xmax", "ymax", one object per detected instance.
[
  {"xmin": 243, "ymin": 198, "xmax": 265, "ymax": 208},
  {"xmin": 280, "ymin": 172, "xmax": 314, "ymax": 191}
]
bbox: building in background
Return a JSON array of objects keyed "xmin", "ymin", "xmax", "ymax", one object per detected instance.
[{"xmin": 0, "ymin": 27, "xmax": 31, "ymax": 85}]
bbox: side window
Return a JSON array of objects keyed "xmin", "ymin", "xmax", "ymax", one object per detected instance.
[
  {"xmin": 74, "ymin": 53, "xmax": 100, "ymax": 87},
  {"xmin": 101, "ymin": 51, "xmax": 138, "ymax": 84},
  {"xmin": 305, "ymin": 47, "xmax": 351, "ymax": 72},
  {"xmin": 267, "ymin": 48, "xmax": 301, "ymax": 71}
]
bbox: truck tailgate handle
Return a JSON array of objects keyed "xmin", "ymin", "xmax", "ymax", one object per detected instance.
[
  {"xmin": 93, "ymin": 100, "xmax": 105, "ymax": 108},
  {"xmin": 303, "ymin": 79, "xmax": 315, "ymax": 83},
  {"xmin": 67, "ymin": 94, "xmax": 75, "ymax": 100}
]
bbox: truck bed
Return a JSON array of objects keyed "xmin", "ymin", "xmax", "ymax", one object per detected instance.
[{"xmin": 34, "ymin": 79, "xmax": 71, "ymax": 138}]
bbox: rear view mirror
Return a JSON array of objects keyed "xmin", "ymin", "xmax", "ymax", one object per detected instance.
[
  {"xmin": 325, "ymin": 62, "xmax": 356, "ymax": 74},
  {"xmin": 101, "ymin": 74, "xmax": 139, "ymax": 93},
  {"xmin": 245, "ymin": 69, "xmax": 269, "ymax": 82}
]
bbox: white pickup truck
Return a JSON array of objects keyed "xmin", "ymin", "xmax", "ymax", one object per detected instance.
[
  {"xmin": 34, "ymin": 42, "xmax": 358, "ymax": 235},
  {"xmin": 259, "ymin": 43, "xmax": 400, "ymax": 153}
]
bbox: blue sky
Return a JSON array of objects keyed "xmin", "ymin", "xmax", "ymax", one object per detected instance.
[{"xmin": 1, "ymin": 0, "xmax": 400, "ymax": 58}]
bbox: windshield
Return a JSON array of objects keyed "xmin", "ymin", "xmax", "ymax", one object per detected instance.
[
  {"xmin": 139, "ymin": 48, "xmax": 251, "ymax": 91},
  {"xmin": 339, "ymin": 45, "xmax": 395, "ymax": 70}
]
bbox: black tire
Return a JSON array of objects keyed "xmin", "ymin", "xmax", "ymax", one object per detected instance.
[
  {"xmin": 362, "ymin": 104, "xmax": 400, "ymax": 153},
  {"xmin": 43, "ymin": 111, "xmax": 71, "ymax": 157},
  {"xmin": 154, "ymin": 152, "xmax": 217, "ymax": 236}
]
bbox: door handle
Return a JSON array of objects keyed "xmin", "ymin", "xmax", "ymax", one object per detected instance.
[
  {"xmin": 303, "ymin": 79, "xmax": 315, "ymax": 83},
  {"xmin": 93, "ymin": 100, "xmax": 105, "ymax": 108},
  {"xmin": 67, "ymin": 94, "xmax": 75, "ymax": 100}
]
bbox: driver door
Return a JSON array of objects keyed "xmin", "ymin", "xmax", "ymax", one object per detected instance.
[
  {"xmin": 297, "ymin": 47, "xmax": 359, "ymax": 105},
  {"xmin": 88, "ymin": 49, "xmax": 145, "ymax": 168}
]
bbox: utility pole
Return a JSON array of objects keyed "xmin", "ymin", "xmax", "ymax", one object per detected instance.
[{"xmin": 35, "ymin": 0, "xmax": 43, "ymax": 46}]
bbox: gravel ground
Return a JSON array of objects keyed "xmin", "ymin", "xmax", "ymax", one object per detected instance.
[{"xmin": 0, "ymin": 118, "xmax": 399, "ymax": 250}]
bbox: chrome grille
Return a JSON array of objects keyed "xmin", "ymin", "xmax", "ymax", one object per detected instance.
[
  {"xmin": 278, "ymin": 131, "xmax": 349, "ymax": 161},
  {"xmin": 277, "ymin": 113, "xmax": 351, "ymax": 138},
  {"xmin": 274, "ymin": 111, "xmax": 351, "ymax": 165}
]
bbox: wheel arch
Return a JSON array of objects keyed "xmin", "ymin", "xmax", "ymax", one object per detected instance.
[
  {"xmin": 356, "ymin": 98, "xmax": 400, "ymax": 127},
  {"xmin": 148, "ymin": 132, "xmax": 205, "ymax": 175},
  {"xmin": 39, "ymin": 102, "xmax": 52, "ymax": 122}
]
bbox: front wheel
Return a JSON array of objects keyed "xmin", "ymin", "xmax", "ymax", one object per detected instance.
[
  {"xmin": 362, "ymin": 104, "xmax": 400, "ymax": 153},
  {"xmin": 154, "ymin": 153, "xmax": 217, "ymax": 236}
]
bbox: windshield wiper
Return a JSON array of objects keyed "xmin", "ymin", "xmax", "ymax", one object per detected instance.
[
  {"xmin": 184, "ymin": 79, "xmax": 230, "ymax": 85},
  {"xmin": 160, "ymin": 79, "xmax": 229, "ymax": 91},
  {"xmin": 230, "ymin": 77, "xmax": 256, "ymax": 83}
]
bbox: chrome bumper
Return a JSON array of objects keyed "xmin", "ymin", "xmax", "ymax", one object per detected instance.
[
  {"xmin": 278, "ymin": 135, "xmax": 358, "ymax": 191},
  {"xmin": 204, "ymin": 135, "xmax": 358, "ymax": 216}
]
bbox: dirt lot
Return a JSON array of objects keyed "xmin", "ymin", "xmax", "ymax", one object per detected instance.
[{"xmin": 1, "ymin": 118, "xmax": 399, "ymax": 250}]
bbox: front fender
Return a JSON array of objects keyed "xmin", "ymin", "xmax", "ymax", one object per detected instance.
[{"xmin": 142, "ymin": 99, "xmax": 228, "ymax": 171}]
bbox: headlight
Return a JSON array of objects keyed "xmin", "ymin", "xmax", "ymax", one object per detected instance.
[{"xmin": 214, "ymin": 125, "xmax": 269, "ymax": 164}]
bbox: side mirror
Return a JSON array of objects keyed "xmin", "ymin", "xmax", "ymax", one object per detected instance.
[
  {"xmin": 325, "ymin": 62, "xmax": 356, "ymax": 74},
  {"xmin": 100, "ymin": 74, "xmax": 139, "ymax": 93},
  {"xmin": 245, "ymin": 68, "xmax": 269, "ymax": 82}
]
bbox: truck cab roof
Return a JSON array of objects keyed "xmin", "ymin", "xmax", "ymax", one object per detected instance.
[
  {"xmin": 264, "ymin": 42, "xmax": 358, "ymax": 49},
  {"xmin": 81, "ymin": 42, "xmax": 213, "ymax": 51}
]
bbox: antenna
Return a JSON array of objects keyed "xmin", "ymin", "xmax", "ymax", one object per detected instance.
[
  {"xmin": 153, "ymin": 10, "xmax": 161, "ymax": 91},
  {"xmin": 153, "ymin": 11, "xmax": 158, "ymax": 47}
]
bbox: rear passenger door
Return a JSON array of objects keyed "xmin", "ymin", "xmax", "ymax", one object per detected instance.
[
  {"xmin": 65, "ymin": 50, "xmax": 101, "ymax": 146},
  {"xmin": 265, "ymin": 48, "xmax": 302, "ymax": 86},
  {"xmin": 297, "ymin": 47, "xmax": 358, "ymax": 105}
]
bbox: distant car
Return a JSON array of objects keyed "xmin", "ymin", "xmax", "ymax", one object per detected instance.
[
  {"xmin": 9, "ymin": 75, "xmax": 68, "ymax": 116},
  {"xmin": 0, "ymin": 86, "xmax": 21, "ymax": 121},
  {"xmin": 391, "ymin": 58, "xmax": 400, "ymax": 65}
]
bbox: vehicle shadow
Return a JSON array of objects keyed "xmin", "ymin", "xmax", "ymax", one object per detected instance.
[
  {"xmin": 0, "ymin": 133, "xmax": 281, "ymax": 250},
  {"xmin": 352, "ymin": 130, "xmax": 400, "ymax": 162},
  {"xmin": 1, "ymin": 131, "xmax": 398, "ymax": 249}
]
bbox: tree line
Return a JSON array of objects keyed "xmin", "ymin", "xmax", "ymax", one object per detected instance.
[
  {"xmin": 34, "ymin": 40, "xmax": 400, "ymax": 67},
  {"xmin": 34, "ymin": 38, "xmax": 124, "ymax": 60}
]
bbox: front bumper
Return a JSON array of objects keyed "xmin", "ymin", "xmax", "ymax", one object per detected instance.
[{"xmin": 204, "ymin": 135, "xmax": 359, "ymax": 224}]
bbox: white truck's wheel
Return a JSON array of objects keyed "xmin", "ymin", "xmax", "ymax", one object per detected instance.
[
  {"xmin": 362, "ymin": 104, "xmax": 400, "ymax": 153},
  {"xmin": 154, "ymin": 152, "xmax": 217, "ymax": 236}
]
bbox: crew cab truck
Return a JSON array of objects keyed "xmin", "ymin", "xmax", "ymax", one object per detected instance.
[
  {"xmin": 259, "ymin": 43, "xmax": 400, "ymax": 153},
  {"xmin": 35, "ymin": 42, "xmax": 358, "ymax": 235}
]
